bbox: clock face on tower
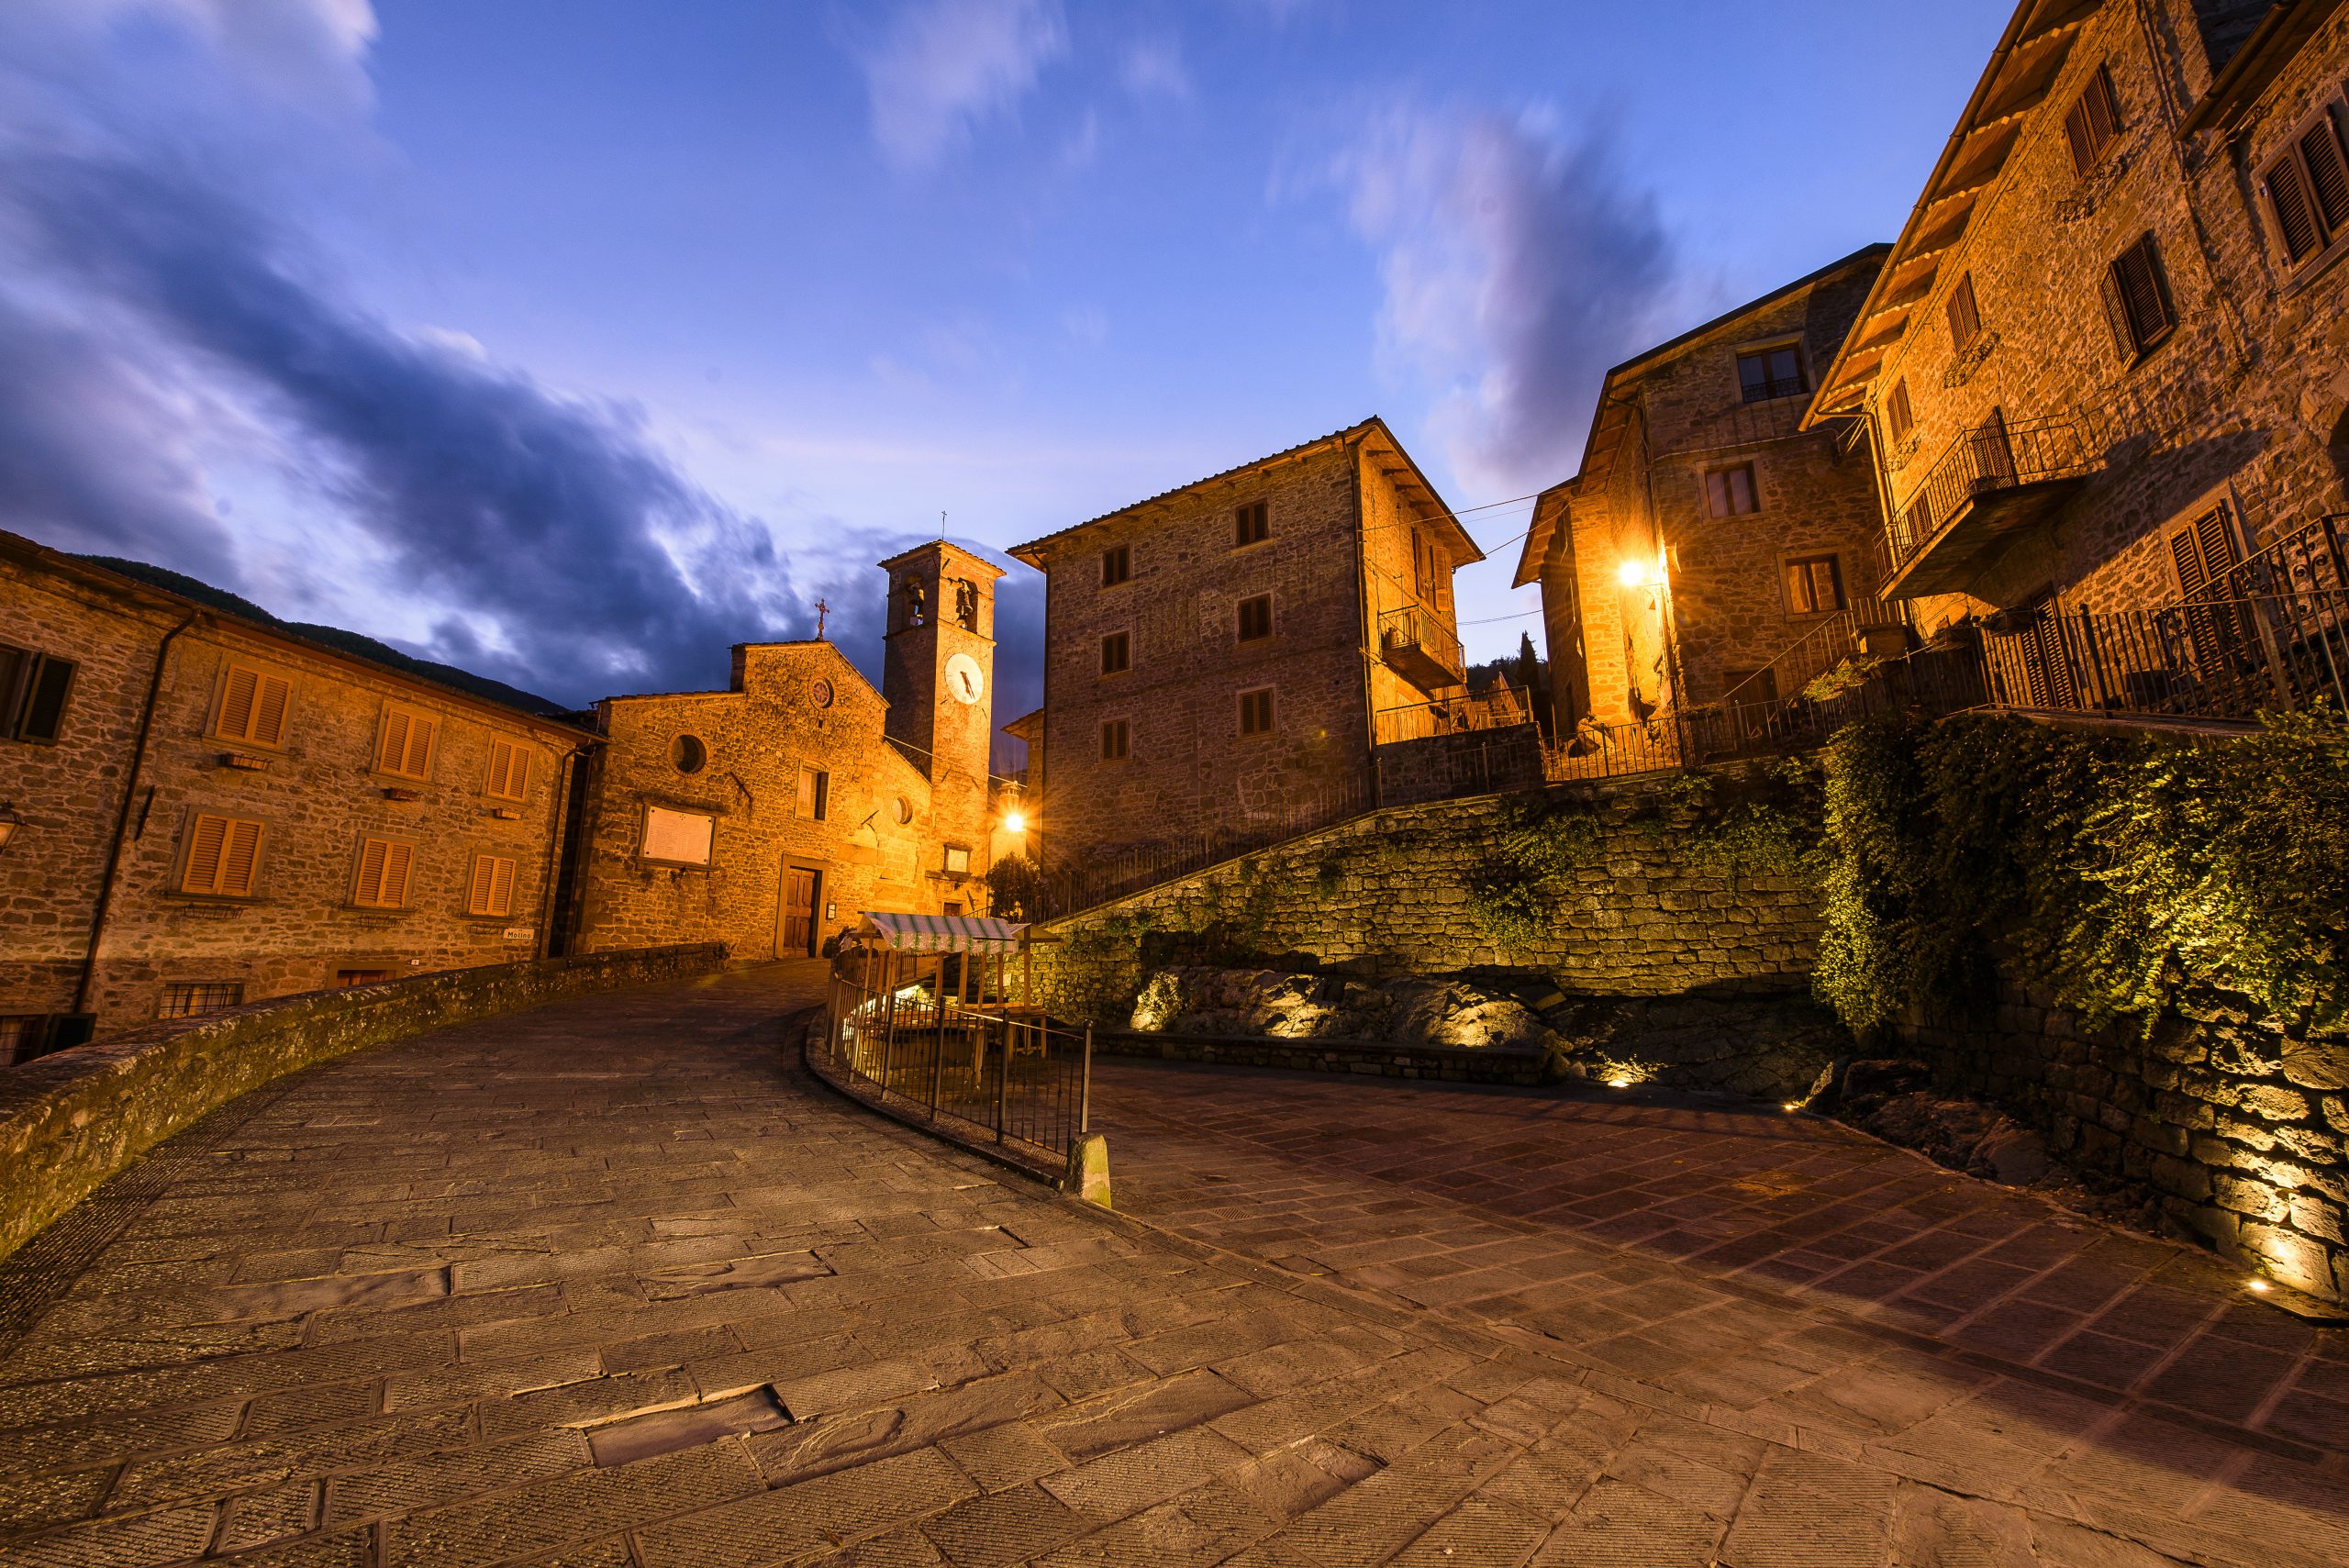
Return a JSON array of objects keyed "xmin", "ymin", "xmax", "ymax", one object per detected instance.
[{"xmin": 944, "ymin": 652, "xmax": 985, "ymax": 706}]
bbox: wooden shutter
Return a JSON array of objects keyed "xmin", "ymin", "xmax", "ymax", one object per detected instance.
[
  {"xmin": 182, "ymin": 814, "xmax": 262, "ymax": 895},
  {"xmin": 218, "ymin": 665, "xmax": 258, "ymax": 740},
  {"xmin": 217, "ymin": 664, "xmax": 292, "ymax": 746},
  {"xmin": 1886, "ymin": 379, "xmax": 1913, "ymax": 444},
  {"xmin": 2099, "ymin": 262, "xmax": 2137, "ymax": 361},
  {"xmin": 2065, "ymin": 93, "xmax": 2097, "ymax": 173},
  {"xmin": 377, "ymin": 710, "xmax": 411, "ymax": 773},
  {"xmin": 796, "ymin": 767, "xmax": 816, "ymax": 817},
  {"xmin": 1945, "ymin": 273, "xmax": 1980, "ymax": 348},
  {"xmin": 2114, "ymin": 235, "xmax": 2175, "ymax": 351},
  {"xmin": 486, "ymin": 738, "xmax": 528, "ymax": 800},
  {"xmin": 2267, "ymin": 157, "xmax": 2323, "ymax": 263},
  {"xmin": 467, "ymin": 853, "xmax": 515, "ymax": 916},
  {"xmin": 353, "ymin": 838, "xmax": 387, "ymax": 906},
  {"xmin": 383, "ymin": 841, "xmax": 412, "ymax": 906},
  {"xmin": 404, "ymin": 717, "xmax": 434, "ymax": 777},
  {"xmin": 2065, "ymin": 64, "xmax": 2120, "ymax": 175},
  {"xmin": 182, "ymin": 814, "xmax": 228, "ymax": 893},
  {"xmin": 2301, "ymin": 113, "xmax": 2349, "ymax": 237}
]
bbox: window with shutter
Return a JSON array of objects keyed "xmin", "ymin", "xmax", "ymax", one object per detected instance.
[
  {"xmin": 796, "ymin": 766, "xmax": 829, "ymax": 821},
  {"xmin": 180, "ymin": 813, "xmax": 265, "ymax": 896},
  {"xmin": 484, "ymin": 738, "xmax": 529, "ymax": 801},
  {"xmin": 1099, "ymin": 631, "xmax": 1130, "ymax": 673},
  {"xmin": 1100, "ymin": 719, "xmax": 1130, "ymax": 760},
  {"xmin": 2064, "ymin": 63, "xmax": 2121, "ymax": 175},
  {"xmin": 2103, "ymin": 233, "xmax": 2176, "ymax": 363},
  {"xmin": 1233, "ymin": 501, "xmax": 1270, "ymax": 547},
  {"xmin": 1944, "ymin": 273, "xmax": 1982, "ymax": 350},
  {"xmin": 211, "ymin": 662, "xmax": 293, "ymax": 748},
  {"xmin": 1783, "ymin": 555, "xmax": 1847, "ymax": 616},
  {"xmin": 467, "ymin": 853, "xmax": 517, "ymax": 917},
  {"xmin": 1238, "ymin": 687, "xmax": 1275, "ymax": 736},
  {"xmin": 1885, "ymin": 379, "xmax": 1914, "ymax": 446},
  {"xmin": 375, "ymin": 706, "xmax": 437, "ymax": 780},
  {"xmin": 2262, "ymin": 102, "xmax": 2349, "ymax": 270},
  {"xmin": 352, "ymin": 836, "xmax": 415, "ymax": 908}
]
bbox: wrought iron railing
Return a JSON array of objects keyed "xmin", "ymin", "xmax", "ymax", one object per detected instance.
[
  {"xmin": 1718, "ymin": 595, "xmax": 1908, "ymax": 712},
  {"xmin": 1741, "ymin": 373, "xmax": 1808, "ymax": 404},
  {"xmin": 2188, "ymin": 513, "xmax": 2348, "ymax": 605},
  {"xmin": 1377, "ymin": 605, "xmax": 1464, "ymax": 681},
  {"xmin": 1885, "ymin": 410, "xmax": 2099, "ymax": 569},
  {"xmin": 1372, "ymin": 684, "xmax": 1529, "ymax": 746},
  {"xmin": 814, "ymin": 940, "xmax": 1092, "ymax": 1177},
  {"xmin": 1976, "ymin": 587, "xmax": 2349, "ymax": 722}
]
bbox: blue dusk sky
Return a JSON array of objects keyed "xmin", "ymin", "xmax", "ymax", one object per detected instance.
[{"xmin": 0, "ymin": 0, "xmax": 2009, "ymax": 754}]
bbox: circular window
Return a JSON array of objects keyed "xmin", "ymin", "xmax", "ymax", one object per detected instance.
[
  {"xmin": 893, "ymin": 795, "xmax": 914, "ymax": 826},
  {"xmin": 670, "ymin": 734, "xmax": 707, "ymax": 774},
  {"xmin": 809, "ymin": 677, "xmax": 835, "ymax": 708}
]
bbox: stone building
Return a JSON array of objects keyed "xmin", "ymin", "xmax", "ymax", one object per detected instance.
[
  {"xmin": 1007, "ymin": 418, "xmax": 1483, "ymax": 866},
  {"xmin": 1518, "ymin": 246, "xmax": 1897, "ymax": 728},
  {"xmin": 1805, "ymin": 0, "xmax": 2349, "ymax": 637},
  {"xmin": 560, "ymin": 541, "xmax": 1003, "ymax": 962},
  {"xmin": 0, "ymin": 529, "xmax": 592, "ymax": 1056}
]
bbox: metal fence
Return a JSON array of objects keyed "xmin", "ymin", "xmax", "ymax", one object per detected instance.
[
  {"xmin": 813, "ymin": 938, "xmax": 1092, "ymax": 1176},
  {"xmin": 1977, "ymin": 586, "xmax": 2349, "ymax": 722},
  {"xmin": 1377, "ymin": 605, "xmax": 1465, "ymax": 679}
]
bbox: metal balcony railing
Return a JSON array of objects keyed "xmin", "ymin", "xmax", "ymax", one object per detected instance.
[
  {"xmin": 1373, "ymin": 684, "xmax": 1529, "ymax": 747},
  {"xmin": 1740, "ymin": 374, "xmax": 1809, "ymax": 404},
  {"xmin": 1377, "ymin": 604, "xmax": 1465, "ymax": 685},
  {"xmin": 2188, "ymin": 513, "xmax": 2349, "ymax": 605},
  {"xmin": 1885, "ymin": 410, "xmax": 2100, "ymax": 571}
]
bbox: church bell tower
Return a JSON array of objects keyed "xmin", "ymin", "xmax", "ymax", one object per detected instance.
[{"xmin": 878, "ymin": 541, "xmax": 1001, "ymax": 896}]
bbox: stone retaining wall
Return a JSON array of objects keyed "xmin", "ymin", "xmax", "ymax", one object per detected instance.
[
  {"xmin": 0, "ymin": 943, "xmax": 729, "ymax": 1263},
  {"xmin": 1026, "ymin": 770, "xmax": 1822, "ymax": 1023},
  {"xmin": 1903, "ymin": 980, "xmax": 2349, "ymax": 1306},
  {"xmin": 1092, "ymin": 1029, "xmax": 1547, "ymax": 1085}
]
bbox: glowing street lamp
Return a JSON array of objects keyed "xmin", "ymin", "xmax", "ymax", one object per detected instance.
[
  {"xmin": 0, "ymin": 805, "xmax": 19, "ymax": 856},
  {"xmin": 1002, "ymin": 808, "xmax": 1027, "ymax": 834},
  {"xmin": 1617, "ymin": 557, "xmax": 1657, "ymax": 589}
]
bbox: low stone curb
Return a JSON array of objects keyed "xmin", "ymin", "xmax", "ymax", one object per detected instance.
[{"xmin": 0, "ymin": 942, "xmax": 728, "ymax": 1264}]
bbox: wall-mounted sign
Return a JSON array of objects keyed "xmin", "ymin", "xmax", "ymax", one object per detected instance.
[{"xmin": 642, "ymin": 806, "xmax": 715, "ymax": 865}]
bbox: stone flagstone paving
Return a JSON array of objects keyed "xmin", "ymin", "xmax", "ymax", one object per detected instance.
[{"xmin": 0, "ymin": 963, "xmax": 2341, "ymax": 1566}]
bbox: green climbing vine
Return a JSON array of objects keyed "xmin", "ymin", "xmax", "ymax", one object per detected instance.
[
  {"xmin": 1812, "ymin": 706, "xmax": 2349, "ymax": 1036},
  {"xmin": 1464, "ymin": 797, "xmax": 1600, "ymax": 951}
]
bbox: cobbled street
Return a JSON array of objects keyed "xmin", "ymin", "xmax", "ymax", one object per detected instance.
[{"xmin": 2, "ymin": 965, "xmax": 2344, "ymax": 1567}]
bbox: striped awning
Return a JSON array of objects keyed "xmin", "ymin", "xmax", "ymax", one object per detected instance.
[{"xmin": 858, "ymin": 911, "xmax": 1028, "ymax": 954}]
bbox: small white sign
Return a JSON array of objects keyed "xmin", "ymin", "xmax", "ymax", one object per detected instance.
[{"xmin": 503, "ymin": 927, "xmax": 534, "ymax": 941}]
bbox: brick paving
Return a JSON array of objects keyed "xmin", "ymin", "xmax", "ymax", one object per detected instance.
[{"xmin": 0, "ymin": 970, "xmax": 2343, "ymax": 1567}]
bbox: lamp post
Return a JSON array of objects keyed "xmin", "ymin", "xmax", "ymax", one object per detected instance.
[{"xmin": 0, "ymin": 805, "xmax": 19, "ymax": 855}]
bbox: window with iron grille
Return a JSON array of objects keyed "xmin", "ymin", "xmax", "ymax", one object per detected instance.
[
  {"xmin": 2259, "ymin": 99, "xmax": 2349, "ymax": 271},
  {"xmin": 2064, "ymin": 62, "xmax": 2122, "ymax": 176},
  {"xmin": 1705, "ymin": 463, "xmax": 1759, "ymax": 518},
  {"xmin": 2100, "ymin": 231, "xmax": 2177, "ymax": 363},
  {"xmin": 161, "ymin": 982, "xmax": 243, "ymax": 1019},
  {"xmin": 1100, "ymin": 718, "xmax": 1129, "ymax": 761},
  {"xmin": 1237, "ymin": 594, "xmax": 1272, "ymax": 642},
  {"xmin": 1944, "ymin": 272, "xmax": 1982, "ymax": 351},
  {"xmin": 1238, "ymin": 687, "xmax": 1275, "ymax": 737},
  {"xmin": 1736, "ymin": 344, "xmax": 1805, "ymax": 403},
  {"xmin": 1099, "ymin": 630, "xmax": 1130, "ymax": 674},
  {"xmin": 1885, "ymin": 378, "xmax": 1914, "ymax": 446},
  {"xmin": 1233, "ymin": 501, "xmax": 1269, "ymax": 547},
  {"xmin": 1783, "ymin": 554, "xmax": 1848, "ymax": 616},
  {"xmin": 1100, "ymin": 543, "xmax": 1130, "ymax": 585}
]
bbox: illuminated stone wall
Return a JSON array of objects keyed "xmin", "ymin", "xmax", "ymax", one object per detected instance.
[
  {"xmin": 1903, "ymin": 982, "xmax": 2347, "ymax": 1305},
  {"xmin": 1023, "ymin": 768, "xmax": 1823, "ymax": 1022}
]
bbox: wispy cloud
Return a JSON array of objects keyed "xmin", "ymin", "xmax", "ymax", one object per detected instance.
[
  {"xmin": 1119, "ymin": 38, "xmax": 1188, "ymax": 102},
  {"xmin": 857, "ymin": 0, "xmax": 1068, "ymax": 172},
  {"xmin": 1334, "ymin": 103, "xmax": 1677, "ymax": 492}
]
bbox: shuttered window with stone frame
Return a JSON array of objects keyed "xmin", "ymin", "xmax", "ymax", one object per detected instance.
[
  {"xmin": 1944, "ymin": 272, "xmax": 1983, "ymax": 352},
  {"xmin": 466, "ymin": 852, "xmax": 518, "ymax": 917},
  {"xmin": 1884, "ymin": 378, "xmax": 1915, "ymax": 447},
  {"xmin": 373, "ymin": 705, "xmax": 438, "ymax": 781},
  {"xmin": 2258, "ymin": 98, "xmax": 2349, "ymax": 272},
  {"xmin": 2064, "ymin": 61, "xmax": 2122, "ymax": 177},
  {"xmin": 351, "ymin": 836, "xmax": 417, "ymax": 909},
  {"xmin": 484, "ymin": 737, "xmax": 530, "ymax": 802},
  {"xmin": 2168, "ymin": 504, "xmax": 2246, "ymax": 602},
  {"xmin": 180, "ymin": 812, "xmax": 265, "ymax": 897},
  {"xmin": 209, "ymin": 660, "xmax": 294, "ymax": 749},
  {"xmin": 2099, "ymin": 232, "xmax": 2177, "ymax": 365}
]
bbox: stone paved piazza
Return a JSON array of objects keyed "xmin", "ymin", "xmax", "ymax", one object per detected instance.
[{"xmin": 2, "ymin": 966, "xmax": 2344, "ymax": 1567}]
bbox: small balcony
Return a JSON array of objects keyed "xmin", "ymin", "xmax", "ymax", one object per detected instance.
[
  {"xmin": 1881, "ymin": 411, "xmax": 2098, "ymax": 598},
  {"xmin": 1378, "ymin": 605, "xmax": 1465, "ymax": 693}
]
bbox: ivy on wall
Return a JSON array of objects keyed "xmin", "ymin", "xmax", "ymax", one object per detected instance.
[{"xmin": 1813, "ymin": 707, "xmax": 2349, "ymax": 1036}]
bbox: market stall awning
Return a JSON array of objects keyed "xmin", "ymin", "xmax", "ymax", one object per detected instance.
[{"xmin": 857, "ymin": 911, "xmax": 1029, "ymax": 954}]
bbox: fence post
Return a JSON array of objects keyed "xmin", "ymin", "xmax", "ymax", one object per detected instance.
[
  {"xmin": 994, "ymin": 1016, "xmax": 1008, "ymax": 1144},
  {"xmin": 1080, "ymin": 1021, "xmax": 1093, "ymax": 1138}
]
